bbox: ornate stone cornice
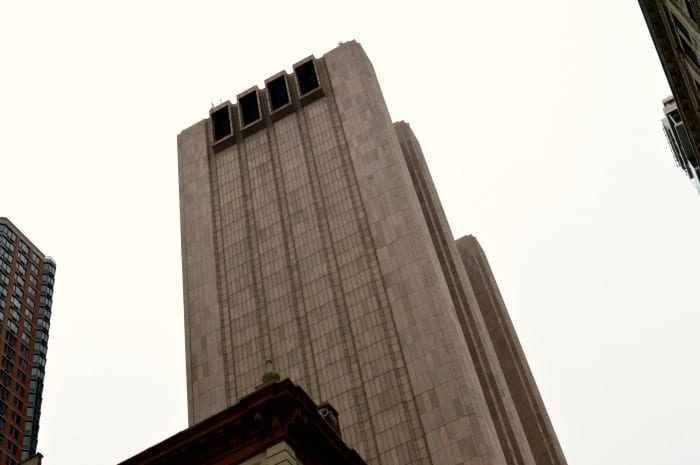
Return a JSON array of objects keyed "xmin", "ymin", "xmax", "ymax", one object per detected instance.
[{"xmin": 118, "ymin": 380, "xmax": 366, "ymax": 465}]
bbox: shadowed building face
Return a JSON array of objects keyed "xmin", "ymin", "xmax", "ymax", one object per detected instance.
[{"xmin": 639, "ymin": 0, "xmax": 700, "ymax": 192}]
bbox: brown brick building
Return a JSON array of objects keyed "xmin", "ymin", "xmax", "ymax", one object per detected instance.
[
  {"xmin": 177, "ymin": 42, "xmax": 566, "ymax": 465},
  {"xmin": 0, "ymin": 219, "xmax": 55, "ymax": 464}
]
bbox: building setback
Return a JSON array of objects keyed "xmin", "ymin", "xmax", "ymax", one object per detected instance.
[
  {"xmin": 177, "ymin": 41, "xmax": 567, "ymax": 465},
  {"xmin": 0, "ymin": 219, "xmax": 55, "ymax": 464}
]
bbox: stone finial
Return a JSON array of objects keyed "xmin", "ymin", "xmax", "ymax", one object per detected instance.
[{"xmin": 260, "ymin": 359, "xmax": 280, "ymax": 386}]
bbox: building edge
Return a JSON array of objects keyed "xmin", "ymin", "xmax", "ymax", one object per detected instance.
[
  {"xmin": 0, "ymin": 218, "xmax": 55, "ymax": 463},
  {"xmin": 455, "ymin": 235, "xmax": 568, "ymax": 465}
]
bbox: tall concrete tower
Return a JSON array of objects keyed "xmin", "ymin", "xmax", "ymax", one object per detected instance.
[{"xmin": 177, "ymin": 41, "xmax": 566, "ymax": 465}]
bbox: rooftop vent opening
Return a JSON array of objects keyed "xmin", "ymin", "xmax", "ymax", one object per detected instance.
[
  {"xmin": 239, "ymin": 91, "xmax": 261, "ymax": 126},
  {"xmin": 267, "ymin": 76, "xmax": 290, "ymax": 111},
  {"xmin": 295, "ymin": 60, "xmax": 320, "ymax": 95},
  {"xmin": 211, "ymin": 106, "xmax": 232, "ymax": 141}
]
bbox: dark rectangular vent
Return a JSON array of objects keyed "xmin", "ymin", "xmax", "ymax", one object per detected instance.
[
  {"xmin": 211, "ymin": 106, "xmax": 232, "ymax": 141},
  {"xmin": 239, "ymin": 91, "xmax": 261, "ymax": 126},
  {"xmin": 267, "ymin": 76, "xmax": 290, "ymax": 111},
  {"xmin": 295, "ymin": 60, "xmax": 320, "ymax": 95}
]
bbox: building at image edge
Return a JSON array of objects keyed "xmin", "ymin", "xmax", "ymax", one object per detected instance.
[
  {"xmin": 178, "ymin": 41, "xmax": 567, "ymax": 465},
  {"xmin": 0, "ymin": 219, "xmax": 54, "ymax": 464},
  {"xmin": 639, "ymin": 0, "xmax": 700, "ymax": 192},
  {"xmin": 662, "ymin": 95, "xmax": 700, "ymax": 192}
]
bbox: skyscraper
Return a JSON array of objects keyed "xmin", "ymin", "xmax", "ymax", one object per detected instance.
[
  {"xmin": 178, "ymin": 42, "xmax": 566, "ymax": 465},
  {"xmin": 0, "ymin": 218, "xmax": 55, "ymax": 464}
]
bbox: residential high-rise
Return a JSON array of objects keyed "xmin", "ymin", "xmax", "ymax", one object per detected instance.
[
  {"xmin": 177, "ymin": 42, "xmax": 566, "ymax": 465},
  {"xmin": 661, "ymin": 95, "xmax": 700, "ymax": 192},
  {"xmin": 0, "ymin": 218, "xmax": 55, "ymax": 464},
  {"xmin": 639, "ymin": 0, "xmax": 700, "ymax": 187}
]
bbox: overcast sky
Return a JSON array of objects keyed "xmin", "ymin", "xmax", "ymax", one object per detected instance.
[{"xmin": 1, "ymin": 1, "xmax": 699, "ymax": 464}]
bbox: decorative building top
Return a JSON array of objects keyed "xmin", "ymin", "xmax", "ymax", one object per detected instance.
[{"xmin": 208, "ymin": 55, "xmax": 325, "ymax": 152}]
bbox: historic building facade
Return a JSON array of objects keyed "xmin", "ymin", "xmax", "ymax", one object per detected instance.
[{"xmin": 120, "ymin": 375, "xmax": 368, "ymax": 465}]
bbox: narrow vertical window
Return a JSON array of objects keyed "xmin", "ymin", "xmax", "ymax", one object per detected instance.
[
  {"xmin": 294, "ymin": 60, "xmax": 320, "ymax": 95},
  {"xmin": 239, "ymin": 91, "xmax": 261, "ymax": 126},
  {"xmin": 211, "ymin": 106, "xmax": 232, "ymax": 142},
  {"xmin": 267, "ymin": 76, "xmax": 290, "ymax": 111}
]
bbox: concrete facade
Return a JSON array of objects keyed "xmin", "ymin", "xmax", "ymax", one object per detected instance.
[
  {"xmin": 178, "ymin": 41, "xmax": 566, "ymax": 465},
  {"xmin": 455, "ymin": 237, "xmax": 567, "ymax": 465}
]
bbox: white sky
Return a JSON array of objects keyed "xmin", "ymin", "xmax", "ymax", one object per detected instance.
[{"xmin": 1, "ymin": 1, "xmax": 699, "ymax": 464}]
